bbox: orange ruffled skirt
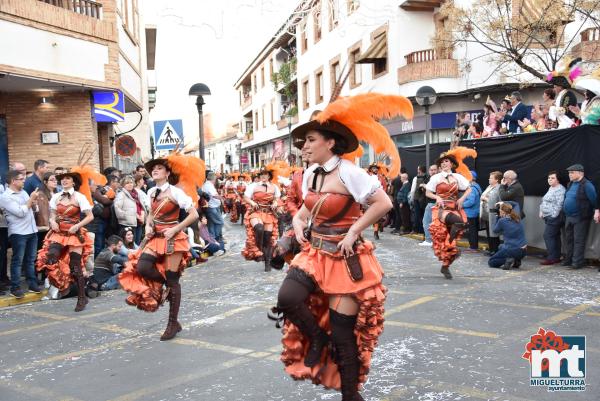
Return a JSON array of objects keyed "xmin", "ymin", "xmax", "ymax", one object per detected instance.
[
  {"xmin": 118, "ymin": 231, "xmax": 190, "ymax": 312},
  {"xmin": 280, "ymin": 240, "xmax": 386, "ymax": 390},
  {"xmin": 36, "ymin": 229, "xmax": 93, "ymax": 292},
  {"xmin": 429, "ymin": 206, "xmax": 466, "ymax": 267},
  {"xmin": 241, "ymin": 209, "xmax": 279, "ymax": 261}
]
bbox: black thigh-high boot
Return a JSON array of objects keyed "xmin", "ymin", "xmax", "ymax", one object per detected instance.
[
  {"xmin": 445, "ymin": 212, "xmax": 466, "ymax": 243},
  {"xmin": 136, "ymin": 254, "xmax": 164, "ymax": 282},
  {"xmin": 330, "ymin": 309, "xmax": 363, "ymax": 401},
  {"xmin": 263, "ymin": 230, "xmax": 272, "ymax": 272},
  {"xmin": 253, "ymin": 224, "xmax": 264, "ymax": 260},
  {"xmin": 70, "ymin": 252, "xmax": 87, "ymax": 312},
  {"xmin": 46, "ymin": 243, "xmax": 64, "ymax": 265},
  {"xmin": 275, "ymin": 269, "xmax": 329, "ymax": 367},
  {"xmin": 161, "ymin": 271, "xmax": 182, "ymax": 341}
]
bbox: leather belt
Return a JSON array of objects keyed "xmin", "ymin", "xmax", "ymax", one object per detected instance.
[
  {"xmin": 311, "ymin": 225, "xmax": 352, "ymax": 235},
  {"xmin": 310, "ymin": 235, "xmax": 340, "ymax": 253}
]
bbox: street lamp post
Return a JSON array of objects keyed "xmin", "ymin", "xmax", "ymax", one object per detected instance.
[
  {"xmin": 189, "ymin": 83, "xmax": 211, "ymax": 160},
  {"xmin": 415, "ymin": 86, "xmax": 437, "ymax": 169}
]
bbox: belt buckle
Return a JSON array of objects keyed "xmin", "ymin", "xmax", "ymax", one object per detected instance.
[{"xmin": 312, "ymin": 236, "xmax": 323, "ymax": 250}]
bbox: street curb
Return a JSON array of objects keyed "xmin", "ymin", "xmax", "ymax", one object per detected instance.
[
  {"xmin": 0, "ymin": 250, "xmax": 232, "ymax": 309},
  {"xmin": 0, "ymin": 290, "xmax": 48, "ymax": 308}
]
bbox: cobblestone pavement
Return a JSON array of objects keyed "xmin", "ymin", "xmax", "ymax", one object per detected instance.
[{"xmin": 1, "ymin": 221, "xmax": 598, "ymax": 401}]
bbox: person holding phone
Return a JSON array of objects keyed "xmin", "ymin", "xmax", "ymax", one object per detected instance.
[{"xmin": 269, "ymin": 93, "xmax": 411, "ymax": 401}]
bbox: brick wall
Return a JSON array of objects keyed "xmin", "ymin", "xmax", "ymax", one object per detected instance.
[{"xmin": 2, "ymin": 91, "xmax": 103, "ymax": 171}]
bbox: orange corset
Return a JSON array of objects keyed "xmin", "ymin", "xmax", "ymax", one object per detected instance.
[
  {"xmin": 56, "ymin": 203, "xmax": 81, "ymax": 231},
  {"xmin": 236, "ymin": 184, "xmax": 246, "ymax": 193},
  {"xmin": 305, "ymin": 191, "xmax": 361, "ymax": 228},
  {"xmin": 226, "ymin": 188, "xmax": 235, "ymax": 194},
  {"xmin": 435, "ymin": 181, "xmax": 460, "ymax": 209},
  {"xmin": 151, "ymin": 197, "xmax": 180, "ymax": 231},
  {"xmin": 253, "ymin": 191, "xmax": 275, "ymax": 208}
]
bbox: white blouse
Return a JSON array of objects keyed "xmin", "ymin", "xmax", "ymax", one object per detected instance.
[
  {"xmin": 244, "ymin": 182, "xmax": 281, "ymax": 199},
  {"xmin": 49, "ymin": 189, "xmax": 92, "ymax": 212},
  {"xmin": 426, "ymin": 172, "xmax": 470, "ymax": 193},
  {"xmin": 147, "ymin": 183, "xmax": 193, "ymax": 211},
  {"xmin": 302, "ymin": 156, "xmax": 381, "ymax": 205}
]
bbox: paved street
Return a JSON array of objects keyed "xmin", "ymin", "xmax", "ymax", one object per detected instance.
[{"xmin": 1, "ymin": 221, "xmax": 599, "ymax": 401}]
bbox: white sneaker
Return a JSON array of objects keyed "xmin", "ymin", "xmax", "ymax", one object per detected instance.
[
  {"xmin": 214, "ymin": 250, "xmax": 226, "ymax": 256},
  {"xmin": 418, "ymin": 241, "xmax": 432, "ymax": 246},
  {"xmin": 48, "ymin": 285, "xmax": 59, "ymax": 300}
]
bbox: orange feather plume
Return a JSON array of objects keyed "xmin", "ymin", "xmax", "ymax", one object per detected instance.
[
  {"xmin": 316, "ymin": 93, "xmax": 413, "ymax": 178},
  {"xmin": 446, "ymin": 146, "xmax": 477, "ymax": 181},
  {"xmin": 70, "ymin": 165, "xmax": 107, "ymax": 205},
  {"xmin": 166, "ymin": 153, "xmax": 206, "ymax": 204}
]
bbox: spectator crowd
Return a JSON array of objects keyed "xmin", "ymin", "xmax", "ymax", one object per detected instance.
[{"xmin": 0, "ymin": 160, "xmax": 226, "ymax": 299}]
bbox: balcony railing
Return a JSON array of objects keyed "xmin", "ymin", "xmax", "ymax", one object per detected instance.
[
  {"xmin": 405, "ymin": 48, "xmax": 452, "ymax": 64},
  {"xmin": 39, "ymin": 0, "xmax": 102, "ymax": 19},
  {"xmin": 398, "ymin": 48, "xmax": 459, "ymax": 84},
  {"xmin": 580, "ymin": 27, "xmax": 600, "ymax": 42}
]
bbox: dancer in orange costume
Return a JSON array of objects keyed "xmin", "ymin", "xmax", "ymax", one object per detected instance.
[
  {"xmin": 241, "ymin": 164, "xmax": 281, "ymax": 271},
  {"xmin": 425, "ymin": 147, "xmax": 476, "ymax": 279},
  {"xmin": 37, "ymin": 146, "xmax": 104, "ymax": 312},
  {"xmin": 269, "ymin": 93, "xmax": 412, "ymax": 401},
  {"xmin": 367, "ymin": 163, "xmax": 390, "ymax": 240},
  {"xmin": 225, "ymin": 173, "xmax": 239, "ymax": 222},
  {"xmin": 236, "ymin": 173, "xmax": 250, "ymax": 224},
  {"xmin": 119, "ymin": 153, "xmax": 203, "ymax": 341}
]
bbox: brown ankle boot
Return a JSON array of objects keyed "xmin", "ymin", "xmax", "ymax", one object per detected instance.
[
  {"xmin": 70, "ymin": 252, "xmax": 87, "ymax": 312},
  {"xmin": 161, "ymin": 271, "xmax": 182, "ymax": 341},
  {"xmin": 440, "ymin": 266, "xmax": 453, "ymax": 279}
]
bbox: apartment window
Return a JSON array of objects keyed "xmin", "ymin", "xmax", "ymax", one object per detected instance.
[
  {"xmin": 262, "ymin": 105, "xmax": 266, "ymax": 128},
  {"xmin": 270, "ymin": 100, "xmax": 275, "ymax": 124},
  {"xmin": 347, "ymin": 0, "xmax": 359, "ymax": 14},
  {"xmin": 122, "ymin": 0, "xmax": 139, "ymax": 41},
  {"xmin": 329, "ymin": 55, "xmax": 341, "ymax": 94},
  {"xmin": 302, "ymin": 77, "xmax": 310, "ymax": 110},
  {"xmin": 313, "ymin": 2, "xmax": 322, "ymax": 43},
  {"xmin": 254, "ymin": 110, "xmax": 258, "ymax": 131},
  {"xmin": 300, "ymin": 22, "xmax": 308, "ymax": 54},
  {"xmin": 329, "ymin": 0, "xmax": 339, "ymax": 31},
  {"xmin": 252, "ymin": 74, "xmax": 257, "ymax": 93},
  {"xmin": 348, "ymin": 42, "xmax": 362, "ymax": 89},
  {"xmin": 269, "ymin": 58, "xmax": 274, "ymax": 79},
  {"xmin": 315, "ymin": 67, "xmax": 324, "ymax": 105},
  {"xmin": 261, "ymin": 66, "xmax": 265, "ymax": 88}
]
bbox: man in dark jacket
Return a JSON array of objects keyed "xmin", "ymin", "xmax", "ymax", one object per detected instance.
[
  {"xmin": 500, "ymin": 92, "xmax": 529, "ymax": 133},
  {"xmin": 499, "ymin": 170, "xmax": 525, "ymax": 219},
  {"xmin": 390, "ymin": 174, "xmax": 402, "ymax": 234},
  {"xmin": 562, "ymin": 164, "xmax": 597, "ymax": 269},
  {"xmin": 396, "ymin": 173, "xmax": 412, "ymax": 233}
]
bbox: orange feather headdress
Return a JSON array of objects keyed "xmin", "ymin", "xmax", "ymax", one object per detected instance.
[
  {"xmin": 442, "ymin": 146, "xmax": 478, "ymax": 181},
  {"xmin": 68, "ymin": 143, "xmax": 106, "ymax": 205},
  {"xmin": 295, "ymin": 93, "xmax": 413, "ymax": 178},
  {"xmin": 164, "ymin": 152, "xmax": 206, "ymax": 204}
]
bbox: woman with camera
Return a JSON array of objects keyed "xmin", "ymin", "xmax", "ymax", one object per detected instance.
[
  {"xmin": 488, "ymin": 202, "xmax": 527, "ymax": 270},
  {"xmin": 269, "ymin": 93, "xmax": 411, "ymax": 401},
  {"xmin": 480, "ymin": 171, "xmax": 503, "ymax": 255}
]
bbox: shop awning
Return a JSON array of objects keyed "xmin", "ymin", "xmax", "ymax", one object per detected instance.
[{"xmin": 356, "ymin": 32, "xmax": 387, "ymax": 64}]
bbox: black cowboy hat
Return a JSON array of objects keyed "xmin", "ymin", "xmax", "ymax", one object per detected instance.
[
  {"xmin": 435, "ymin": 152, "xmax": 459, "ymax": 169},
  {"xmin": 56, "ymin": 172, "xmax": 82, "ymax": 189},
  {"xmin": 144, "ymin": 158, "xmax": 179, "ymax": 185},
  {"xmin": 549, "ymin": 75, "xmax": 571, "ymax": 89},
  {"xmin": 257, "ymin": 168, "xmax": 274, "ymax": 180},
  {"xmin": 291, "ymin": 119, "xmax": 359, "ymax": 153}
]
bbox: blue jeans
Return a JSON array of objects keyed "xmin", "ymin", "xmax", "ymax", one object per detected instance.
[
  {"xmin": 94, "ymin": 220, "xmax": 106, "ymax": 258},
  {"xmin": 422, "ymin": 203, "xmax": 434, "ymax": 242},
  {"xmin": 0, "ymin": 227, "xmax": 8, "ymax": 282},
  {"xmin": 100, "ymin": 275, "xmax": 120, "ymax": 291},
  {"xmin": 543, "ymin": 216, "xmax": 563, "ymax": 260},
  {"xmin": 488, "ymin": 245, "xmax": 526, "ymax": 268},
  {"xmin": 9, "ymin": 233, "xmax": 38, "ymax": 290},
  {"xmin": 205, "ymin": 207, "xmax": 224, "ymax": 243},
  {"xmin": 206, "ymin": 242, "xmax": 224, "ymax": 255},
  {"xmin": 134, "ymin": 225, "xmax": 143, "ymax": 246}
]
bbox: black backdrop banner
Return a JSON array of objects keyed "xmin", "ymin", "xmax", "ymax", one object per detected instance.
[{"xmin": 398, "ymin": 125, "xmax": 600, "ymax": 196}]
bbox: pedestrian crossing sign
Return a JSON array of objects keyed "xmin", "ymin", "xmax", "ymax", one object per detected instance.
[{"xmin": 153, "ymin": 119, "xmax": 184, "ymax": 151}]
